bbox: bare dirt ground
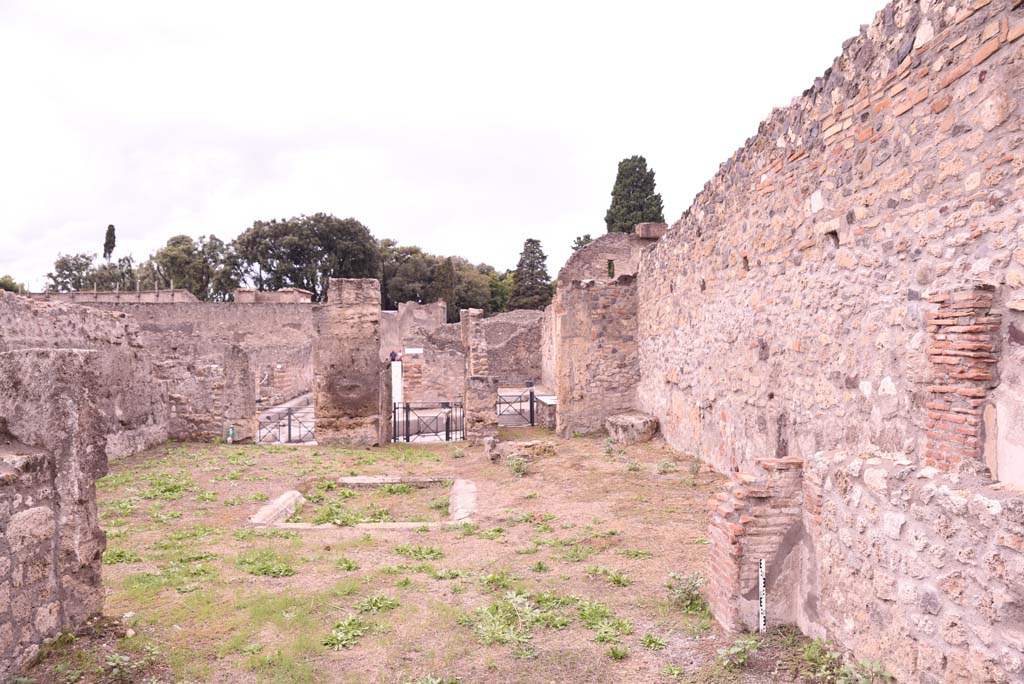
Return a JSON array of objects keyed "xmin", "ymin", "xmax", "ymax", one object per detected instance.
[{"xmin": 22, "ymin": 429, "xmax": 823, "ymax": 684}]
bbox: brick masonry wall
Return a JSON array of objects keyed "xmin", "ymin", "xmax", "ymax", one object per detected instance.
[
  {"xmin": 0, "ymin": 349, "xmax": 116, "ymax": 680},
  {"xmin": 554, "ymin": 276, "xmax": 640, "ymax": 436},
  {"xmin": 314, "ymin": 279, "xmax": 385, "ymax": 445},
  {"xmin": 638, "ymin": 0, "xmax": 1023, "ymax": 479}
]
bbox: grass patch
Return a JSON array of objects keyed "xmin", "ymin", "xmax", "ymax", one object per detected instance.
[
  {"xmin": 313, "ymin": 502, "xmax": 392, "ymax": 526},
  {"xmin": 355, "ymin": 594, "xmax": 400, "ymax": 613},
  {"xmin": 103, "ymin": 549, "xmax": 142, "ymax": 564},
  {"xmin": 323, "ymin": 615, "xmax": 371, "ymax": 650},
  {"xmin": 237, "ymin": 549, "xmax": 295, "ymax": 577},
  {"xmin": 393, "ymin": 544, "xmax": 444, "ymax": 561}
]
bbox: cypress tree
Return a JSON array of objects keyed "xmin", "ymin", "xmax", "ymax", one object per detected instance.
[
  {"xmin": 103, "ymin": 224, "xmax": 116, "ymax": 261},
  {"xmin": 508, "ymin": 239, "xmax": 552, "ymax": 310},
  {"xmin": 604, "ymin": 156, "xmax": 664, "ymax": 233}
]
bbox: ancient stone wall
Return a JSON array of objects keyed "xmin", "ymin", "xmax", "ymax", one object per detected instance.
[
  {"xmin": 638, "ymin": 0, "xmax": 1023, "ymax": 480},
  {"xmin": 0, "ymin": 350, "xmax": 111, "ymax": 680},
  {"xmin": 314, "ymin": 279, "xmax": 385, "ymax": 445},
  {"xmin": 554, "ymin": 276, "xmax": 640, "ymax": 436},
  {"xmin": 481, "ymin": 309, "xmax": 544, "ymax": 386},
  {"xmin": 232, "ymin": 287, "xmax": 312, "ymax": 304},
  {"xmin": 708, "ymin": 451, "xmax": 1024, "ymax": 684},
  {"xmin": 557, "ymin": 232, "xmax": 654, "ymax": 284},
  {"xmin": 540, "ymin": 305, "xmax": 556, "ymax": 390},
  {"xmin": 30, "ymin": 289, "xmax": 199, "ymax": 303},
  {"xmin": 75, "ymin": 302, "xmax": 315, "ymax": 407},
  {"xmin": 380, "ymin": 301, "xmax": 447, "ymax": 361},
  {"xmin": 461, "ymin": 309, "xmax": 498, "ymax": 441},
  {"xmin": 635, "ymin": 0, "xmax": 1024, "ymax": 680},
  {"xmin": 401, "ymin": 324, "xmax": 465, "ymax": 403},
  {"xmin": 0, "ymin": 292, "xmax": 168, "ymax": 458}
]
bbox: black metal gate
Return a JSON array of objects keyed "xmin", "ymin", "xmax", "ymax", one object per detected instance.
[
  {"xmin": 393, "ymin": 402, "xmax": 464, "ymax": 442},
  {"xmin": 497, "ymin": 388, "xmax": 535, "ymax": 427},
  {"xmin": 257, "ymin": 406, "xmax": 315, "ymax": 443}
]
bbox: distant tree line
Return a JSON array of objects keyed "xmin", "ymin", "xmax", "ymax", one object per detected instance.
[{"xmin": 40, "ymin": 214, "xmax": 552, "ymax": 316}]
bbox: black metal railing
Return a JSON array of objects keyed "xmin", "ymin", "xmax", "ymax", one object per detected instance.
[
  {"xmin": 392, "ymin": 402, "xmax": 465, "ymax": 442},
  {"xmin": 257, "ymin": 406, "xmax": 315, "ymax": 443},
  {"xmin": 497, "ymin": 388, "xmax": 535, "ymax": 427}
]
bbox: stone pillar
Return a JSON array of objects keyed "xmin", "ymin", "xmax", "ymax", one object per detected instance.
[
  {"xmin": 461, "ymin": 308, "xmax": 498, "ymax": 442},
  {"xmin": 314, "ymin": 279, "xmax": 384, "ymax": 445}
]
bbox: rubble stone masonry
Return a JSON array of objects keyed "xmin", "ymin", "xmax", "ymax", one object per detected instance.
[
  {"xmin": 647, "ymin": 1, "xmax": 1024, "ymax": 681},
  {"xmin": 314, "ymin": 279, "xmax": 385, "ymax": 445},
  {"xmin": 639, "ymin": 0, "xmax": 1022, "ymax": 479},
  {"xmin": 554, "ymin": 276, "xmax": 640, "ymax": 436}
]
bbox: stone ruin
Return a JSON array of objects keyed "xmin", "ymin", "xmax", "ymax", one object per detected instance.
[{"xmin": 3, "ymin": 0, "xmax": 1024, "ymax": 680}]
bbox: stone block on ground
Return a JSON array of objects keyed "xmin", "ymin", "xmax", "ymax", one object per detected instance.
[
  {"xmin": 485, "ymin": 438, "xmax": 556, "ymax": 464},
  {"xmin": 605, "ymin": 412, "xmax": 658, "ymax": 444}
]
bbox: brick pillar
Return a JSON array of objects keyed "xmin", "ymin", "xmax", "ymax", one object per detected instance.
[
  {"xmin": 706, "ymin": 457, "xmax": 805, "ymax": 633},
  {"xmin": 923, "ymin": 285, "xmax": 1001, "ymax": 471},
  {"xmin": 314, "ymin": 279, "xmax": 384, "ymax": 445},
  {"xmin": 461, "ymin": 308, "xmax": 497, "ymax": 442}
]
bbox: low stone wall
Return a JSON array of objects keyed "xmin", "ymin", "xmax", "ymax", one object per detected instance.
[
  {"xmin": 554, "ymin": 276, "xmax": 640, "ymax": 436},
  {"xmin": 0, "ymin": 349, "xmax": 111, "ymax": 680},
  {"xmin": 708, "ymin": 450, "xmax": 1024, "ymax": 683}
]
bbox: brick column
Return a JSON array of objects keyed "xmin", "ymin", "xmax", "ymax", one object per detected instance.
[
  {"xmin": 706, "ymin": 457, "xmax": 804, "ymax": 633},
  {"xmin": 923, "ymin": 286, "xmax": 1001, "ymax": 471}
]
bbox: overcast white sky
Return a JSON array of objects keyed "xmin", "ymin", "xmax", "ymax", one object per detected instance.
[{"xmin": 0, "ymin": 1, "xmax": 882, "ymax": 290}]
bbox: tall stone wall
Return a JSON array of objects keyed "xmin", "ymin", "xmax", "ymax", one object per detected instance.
[
  {"xmin": 74, "ymin": 301, "xmax": 315, "ymax": 407},
  {"xmin": 630, "ymin": 0, "xmax": 1024, "ymax": 681},
  {"xmin": 638, "ymin": 0, "xmax": 1023, "ymax": 478},
  {"xmin": 540, "ymin": 304, "xmax": 556, "ymax": 390},
  {"xmin": 0, "ymin": 292, "xmax": 168, "ymax": 458},
  {"xmin": 554, "ymin": 276, "xmax": 640, "ymax": 436},
  {"xmin": 314, "ymin": 279, "xmax": 385, "ymax": 445}
]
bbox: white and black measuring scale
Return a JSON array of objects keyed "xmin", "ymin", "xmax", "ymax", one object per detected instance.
[{"xmin": 758, "ymin": 558, "xmax": 767, "ymax": 633}]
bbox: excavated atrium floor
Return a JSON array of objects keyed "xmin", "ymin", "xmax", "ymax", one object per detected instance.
[{"xmin": 24, "ymin": 430, "xmax": 829, "ymax": 684}]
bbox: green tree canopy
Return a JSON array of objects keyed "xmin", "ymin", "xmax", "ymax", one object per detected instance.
[
  {"xmin": 46, "ymin": 253, "xmax": 97, "ymax": 292},
  {"xmin": 487, "ymin": 270, "xmax": 514, "ymax": 314},
  {"xmin": 0, "ymin": 275, "xmax": 25, "ymax": 293},
  {"xmin": 604, "ymin": 155, "xmax": 664, "ymax": 234},
  {"xmin": 434, "ymin": 257, "xmax": 458, "ymax": 322},
  {"xmin": 103, "ymin": 224, "xmax": 116, "ymax": 261},
  {"xmin": 234, "ymin": 213, "xmax": 379, "ymax": 301},
  {"xmin": 508, "ymin": 239, "xmax": 552, "ymax": 310},
  {"xmin": 572, "ymin": 234, "xmax": 593, "ymax": 251},
  {"xmin": 144, "ymin": 234, "xmax": 240, "ymax": 301}
]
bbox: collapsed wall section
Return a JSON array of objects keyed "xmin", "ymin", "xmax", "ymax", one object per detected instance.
[{"xmin": 314, "ymin": 279, "xmax": 385, "ymax": 445}]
